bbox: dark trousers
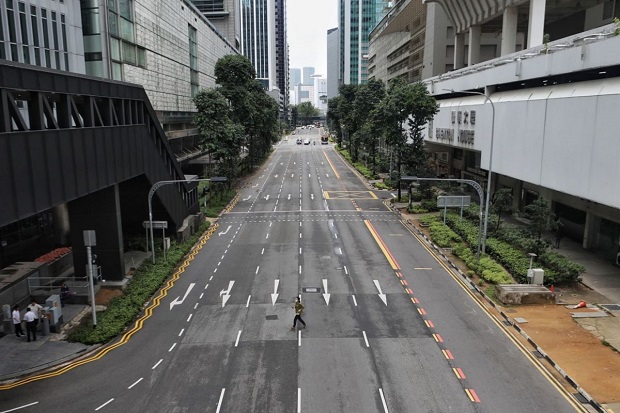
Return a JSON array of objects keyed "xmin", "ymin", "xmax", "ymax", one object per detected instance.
[
  {"xmin": 293, "ymin": 314, "xmax": 306, "ymax": 327},
  {"xmin": 14, "ymin": 323, "xmax": 23, "ymax": 337},
  {"xmin": 26, "ymin": 321, "xmax": 37, "ymax": 341}
]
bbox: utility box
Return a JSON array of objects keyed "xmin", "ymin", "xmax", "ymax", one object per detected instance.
[
  {"xmin": 45, "ymin": 294, "xmax": 63, "ymax": 332},
  {"xmin": 527, "ymin": 268, "xmax": 545, "ymax": 285}
]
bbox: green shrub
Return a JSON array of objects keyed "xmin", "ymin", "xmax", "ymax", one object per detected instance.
[
  {"xmin": 68, "ymin": 221, "xmax": 211, "ymax": 344},
  {"xmin": 420, "ymin": 199, "xmax": 439, "ymax": 212},
  {"xmin": 418, "ymin": 214, "xmax": 437, "ymax": 226},
  {"xmin": 374, "ymin": 182, "xmax": 389, "ymax": 190},
  {"xmin": 429, "ymin": 222, "xmax": 460, "ymax": 248},
  {"xmin": 410, "ymin": 204, "xmax": 428, "ymax": 214},
  {"xmin": 411, "ymin": 191, "xmax": 424, "ymax": 202}
]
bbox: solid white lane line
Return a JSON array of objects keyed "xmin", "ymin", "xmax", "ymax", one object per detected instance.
[
  {"xmin": 127, "ymin": 378, "xmax": 143, "ymax": 389},
  {"xmin": 235, "ymin": 330, "xmax": 242, "ymax": 347},
  {"xmin": 297, "ymin": 388, "xmax": 301, "ymax": 413},
  {"xmin": 168, "ymin": 343, "xmax": 177, "ymax": 352},
  {"xmin": 215, "ymin": 388, "xmax": 226, "ymax": 413},
  {"xmin": 298, "ymin": 330, "xmax": 301, "ymax": 347},
  {"xmin": 362, "ymin": 331, "xmax": 370, "ymax": 348},
  {"xmin": 199, "ymin": 293, "xmax": 204, "ymax": 299},
  {"xmin": 379, "ymin": 389, "xmax": 389, "ymax": 412},
  {"xmin": 95, "ymin": 399, "xmax": 114, "ymax": 411},
  {"xmin": 344, "ymin": 266, "xmax": 349, "ymax": 275},
  {"xmin": 194, "ymin": 303, "xmax": 198, "ymax": 310},
  {"xmin": 178, "ymin": 328, "xmax": 184, "ymax": 337},
  {"xmin": 152, "ymin": 359, "xmax": 163, "ymax": 370},
  {"xmin": 0, "ymin": 402, "xmax": 39, "ymax": 412},
  {"xmin": 256, "ymin": 266, "xmax": 260, "ymax": 274},
  {"xmin": 352, "ymin": 295, "xmax": 358, "ymax": 306},
  {"xmin": 246, "ymin": 295, "xmax": 251, "ymax": 307},
  {"xmin": 186, "ymin": 314, "xmax": 192, "ymax": 322}
]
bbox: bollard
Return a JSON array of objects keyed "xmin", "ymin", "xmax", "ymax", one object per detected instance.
[{"xmin": 41, "ymin": 315, "xmax": 50, "ymax": 336}]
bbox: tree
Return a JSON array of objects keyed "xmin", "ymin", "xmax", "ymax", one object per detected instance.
[
  {"xmin": 352, "ymin": 79, "xmax": 385, "ymax": 165},
  {"xmin": 491, "ymin": 188, "xmax": 513, "ymax": 232},
  {"xmin": 326, "ymin": 96, "xmax": 342, "ymax": 145},
  {"xmin": 295, "ymin": 102, "xmax": 319, "ymax": 125},
  {"xmin": 337, "ymin": 84, "xmax": 359, "ymax": 155},
  {"xmin": 523, "ymin": 197, "xmax": 560, "ymax": 255},
  {"xmin": 193, "ymin": 88, "xmax": 244, "ymax": 178}
]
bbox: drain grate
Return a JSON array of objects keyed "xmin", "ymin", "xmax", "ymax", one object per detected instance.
[
  {"xmin": 532, "ymin": 350, "xmax": 544, "ymax": 359},
  {"xmin": 502, "ymin": 320, "xmax": 512, "ymax": 327},
  {"xmin": 302, "ymin": 287, "xmax": 321, "ymax": 293},
  {"xmin": 601, "ymin": 304, "xmax": 620, "ymax": 311},
  {"xmin": 265, "ymin": 315, "xmax": 278, "ymax": 320},
  {"xmin": 572, "ymin": 393, "xmax": 588, "ymax": 403}
]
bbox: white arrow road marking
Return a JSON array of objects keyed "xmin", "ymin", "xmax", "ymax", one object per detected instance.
[
  {"xmin": 274, "ymin": 174, "xmax": 279, "ymax": 178},
  {"xmin": 373, "ymin": 280, "xmax": 388, "ymax": 306},
  {"xmin": 265, "ymin": 195, "xmax": 270, "ymax": 201},
  {"xmin": 322, "ymin": 279, "xmax": 330, "ymax": 305},
  {"xmin": 170, "ymin": 283, "xmax": 195, "ymax": 310},
  {"xmin": 243, "ymin": 196, "xmax": 251, "ymax": 201},
  {"xmin": 311, "ymin": 194, "xmax": 314, "ymax": 200},
  {"xmin": 288, "ymin": 194, "xmax": 291, "ymax": 200},
  {"xmin": 271, "ymin": 279, "xmax": 280, "ymax": 305},
  {"xmin": 220, "ymin": 280, "xmax": 235, "ymax": 307},
  {"xmin": 218, "ymin": 225, "xmax": 231, "ymax": 236},
  {"xmin": 252, "ymin": 184, "xmax": 258, "ymax": 188}
]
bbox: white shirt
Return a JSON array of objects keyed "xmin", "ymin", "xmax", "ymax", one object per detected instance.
[
  {"xmin": 23, "ymin": 310, "xmax": 35, "ymax": 323},
  {"xmin": 12, "ymin": 309, "xmax": 21, "ymax": 324},
  {"xmin": 30, "ymin": 303, "xmax": 42, "ymax": 319}
]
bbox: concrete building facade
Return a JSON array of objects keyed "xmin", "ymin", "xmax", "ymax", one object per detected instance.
[
  {"xmin": 326, "ymin": 27, "xmax": 340, "ymax": 98},
  {"xmin": 423, "ymin": 0, "xmax": 620, "ymax": 263}
]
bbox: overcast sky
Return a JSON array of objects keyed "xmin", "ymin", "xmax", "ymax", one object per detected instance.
[{"xmin": 287, "ymin": 0, "xmax": 338, "ymax": 77}]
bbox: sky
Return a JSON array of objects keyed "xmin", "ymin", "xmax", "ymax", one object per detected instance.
[{"xmin": 287, "ymin": 0, "xmax": 338, "ymax": 76}]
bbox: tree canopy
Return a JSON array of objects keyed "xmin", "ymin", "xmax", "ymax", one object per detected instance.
[{"xmin": 194, "ymin": 55, "xmax": 279, "ymax": 178}]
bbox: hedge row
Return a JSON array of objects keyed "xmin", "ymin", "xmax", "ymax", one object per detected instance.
[{"xmin": 68, "ymin": 221, "xmax": 211, "ymax": 344}]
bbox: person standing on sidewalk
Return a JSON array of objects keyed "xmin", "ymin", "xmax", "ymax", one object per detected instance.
[
  {"xmin": 291, "ymin": 297, "xmax": 306, "ymax": 330},
  {"xmin": 23, "ymin": 307, "xmax": 37, "ymax": 342},
  {"xmin": 30, "ymin": 298, "xmax": 43, "ymax": 330},
  {"xmin": 12, "ymin": 305, "xmax": 24, "ymax": 338}
]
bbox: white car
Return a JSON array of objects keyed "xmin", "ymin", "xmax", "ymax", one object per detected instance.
[{"xmin": 303, "ymin": 139, "xmax": 310, "ymax": 145}]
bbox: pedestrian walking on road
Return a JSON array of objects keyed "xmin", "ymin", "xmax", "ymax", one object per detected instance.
[
  {"xmin": 291, "ymin": 297, "xmax": 306, "ymax": 330},
  {"xmin": 24, "ymin": 307, "xmax": 37, "ymax": 342},
  {"xmin": 12, "ymin": 305, "xmax": 24, "ymax": 338}
]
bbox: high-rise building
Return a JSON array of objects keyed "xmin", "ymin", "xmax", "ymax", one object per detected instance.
[
  {"xmin": 302, "ymin": 66, "xmax": 315, "ymax": 85},
  {"xmin": 326, "ymin": 27, "xmax": 340, "ymax": 99},
  {"xmin": 313, "ymin": 76, "xmax": 327, "ymax": 114},
  {"xmin": 240, "ymin": 0, "xmax": 287, "ymax": 116},
  {"xmin": 290, "ymin": 68, "xmax": 302, "ymax": 87},
  {"xmin": 339, "ymin": 0, "xmax": 390, "ymax": 85},
  {"xmin": 189, "ymin": 0, "xmax": 242, "ymax": 50}
]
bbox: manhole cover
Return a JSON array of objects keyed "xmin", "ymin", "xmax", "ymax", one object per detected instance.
[
  {"xmin": 265, "ymin": 315, "xmax": 278, "ymax": 320},
  {"xmin": 601, "ymin": 304, "xmax": 620, "ymax": 311},
  {"xmin": 302, "ymin": 287, "xmax": 321, "ymax": 293}
]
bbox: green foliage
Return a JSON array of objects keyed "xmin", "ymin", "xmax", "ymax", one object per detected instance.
[
  {"xmin": 374, "ymin": 182, "xmax": 389, "ymax": 190},
  {"xmin": 538, "ymin": 250, "xmax": 585, "ymax": 284},
  {"xmin": 68, "ymin": 222, "xmax": 211, "ymax": 344},
  {"xmin": 491, "ymin": 188, "xmax": 513, "ymax": 232},
  {"xmin": 428, "ymin": 221, "xmax": 460, "ymax": 247},
  {"xmin": 523, "ymin": 197, "xmax": 560, "ymax": 242},
  {"xmin": 418, "ymin": 214, "xmax": 437, "ymax": 226},
  {"xmin": 410, "ymin": 204, "xmax": 429, "ymax": 214},
  {"xmin": 420, "ymin": 199, "xmax": 439, "ymax": 212}
]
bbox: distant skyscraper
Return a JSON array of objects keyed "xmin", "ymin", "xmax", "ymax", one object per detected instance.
[
  {"xmin": 326, "ymin": 27, "xmax": 340, "ymax": 98},
  {"xmin": 339, "ymin": 0, "xmax": 390, "ymax": 84},
  {"xmin": 290, "ymin": 68, "xmax": 302, "ymax": 87},
  {"xmin": 302, "ymin": 67, "xmax": 315, "ymax": 85}
]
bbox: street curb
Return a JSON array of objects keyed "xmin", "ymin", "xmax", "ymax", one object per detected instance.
[{"xmin": 390, "ymin": 206, "xmax": 608, "ymax": 413}]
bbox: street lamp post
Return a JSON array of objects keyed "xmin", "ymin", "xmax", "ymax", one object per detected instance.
[
  {"xmin": 445, "ymin": 89, "xmax": 496, "ymax": 255},
  {"xmin": 147, "ymin": 178, "xmax": 212, "ymax": 263},
  {"xmin": 402, "ymin": 176, "xmax": 484, "ymax": 259}
]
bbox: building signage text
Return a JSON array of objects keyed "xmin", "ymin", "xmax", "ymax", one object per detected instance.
[
  {"xmin": 458, "ymin": 130, "xmax": 475, "ymax": 145},
  {"xmin": 435, "ymin": 128, "xmax": 454, "ymax": 142}
]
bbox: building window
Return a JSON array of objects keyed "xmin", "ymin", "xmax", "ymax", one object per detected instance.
[
  {"xmin": 6, "ymin": 0, "xmax": 18, "ymax": 61},
  {"xmin": 19, "ymin": 2, "xmax": 30, "ymax": 64},
  {"xmin": 0, "ymin": 8, "xmax": 5, "ymax": 60},
  {"xmin": 30, "ymin": 5, "xmax": 40, "ymax": 65},
  {"xmin": 189, "ymin": 25, "xmax": 199, "ymax": 97},
  {"xmin": 42, "ymin": 9, "xmax": 51, "ymax": 67}
]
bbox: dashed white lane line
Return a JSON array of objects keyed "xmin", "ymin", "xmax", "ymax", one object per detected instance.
[
  {"xmin": 152, "ymin": 359, "xmax": 163, "ymax": 370},
  {"xmin": 266, "ymin": 233, "xmax": 269, "ymax": 239},
  {"xmin": 127, "ymin": 378, "xmax": 143, "ymax": 389},
  {"xmin": 216, "ymin": 388, "xmax": 226, "ymax": 413},
  {"xmin": 297, "ymin": 388, "xmax": 301, "ymax": 413},
  {"xmin": 261, "ymin": 248, "xmax": 265, "ymax": 255},
  {"xmin": 256, "ymin": 266, "xmax": 260, "ymax": 274},
  {"xmin": 95, "ymin": 399, "xmax": 114, "ymax": 411},
  {"xmin": 186, "ymin": 314, "xmax": 193, "ymax": 322},
  {"xmin": 199, "ymin": 293, "xmax": 204, "ymax": 299},
  {"xmin": 205, "ymin": 283, "xmax": 209, "ymax": 290},
  {"xmin": 168, "ymin": 343, "xmax": 177, "ymax": 352},
  {"xmin": 213, "ymin": 268, "xmax": 218, "ymax": 273},
  {"xmin": 221, "ymin": 255, "xmax": 225, "ymax": 260},
  {"xmin": 246, "ymin": 295, "xmax": 251, "ymax": 307},
  {"xmin": 362, "ymin": 331, "xmax": 370, "ymax": 348},
  {"xmin": 352, "ymin": 295, "xmax": 358, "ymax": 306},
  {"xmin": 1, "ymin": 402, "xmax": 39, "ymax": 412},
  {"xmin": 299, "ymin": 247, "xmax": 302, "ymax": 254},
  {"xmin": 269, "ymin": 222, "xmax": 273, "ymax": 227},
  {"xmin": 194, "ymin": 303, "xmax": 198, "ymax": 310},
  {"xmin": 299, "ymin": 233, "xmax": 302, "ymax": 239},
  {"xmin": 299, "ymin": 265, "xmax": 302, "ymax": 274},
  {"xmin": 337, "ymin": 247, "xmax": 342, "ymax": 254},
  {"xmin": 379, "ymin": 389, "xmax": 389, "ymax": 412},
  {"xmin": 298, "ymin": 330, "xmax": 301, "ymax": 347},
  {"xmin": 235, "ymin": 330, "xmax": 242, "ymax": 347},
  {"xmin": 209, "ymin": 277, "xmax": 213, "ymax": 282},
  {"xmin": 335, "ymin": 233, "xmax": 338, "ymax": 239},
  {"xmin": 178, "ymin": 328, "xmax": 184, "ymax": 337},
  {"xmin": 344, "ymin": 266, "xmax": 349, "ymax": 275}
]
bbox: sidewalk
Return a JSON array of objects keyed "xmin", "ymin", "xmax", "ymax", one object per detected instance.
[{"xmin": 0, "ymin": 304, "xmax": 93, "ymax": 381}]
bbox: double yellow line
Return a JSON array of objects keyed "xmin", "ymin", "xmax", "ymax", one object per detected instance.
[{"xmin": 0, "ymin": 223, "xmax": 219, "ymax": 390}]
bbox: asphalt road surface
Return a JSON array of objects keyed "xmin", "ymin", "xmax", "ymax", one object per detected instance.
[{"xmin": 0, "ymin": 128, "xmax": 587, "ymax": 412}]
